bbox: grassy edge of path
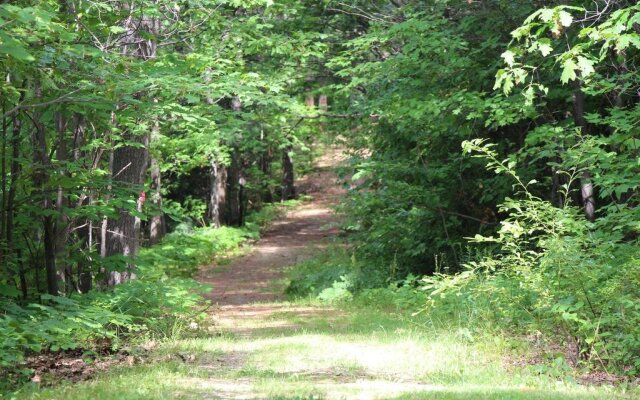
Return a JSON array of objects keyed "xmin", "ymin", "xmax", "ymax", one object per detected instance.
[{"xmin": 13, "ymin": 290, "xmax": 636, "ymax": 400}]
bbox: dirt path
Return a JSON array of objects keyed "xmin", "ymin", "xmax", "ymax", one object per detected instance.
[{"xmin": 199, "ymin": 147, "xmax": 346, "ymax": 334}]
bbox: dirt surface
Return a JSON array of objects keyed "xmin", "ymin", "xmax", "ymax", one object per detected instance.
[{"xmin": 199, "ymin": 146, "xmax": 346, "ymax": 323}]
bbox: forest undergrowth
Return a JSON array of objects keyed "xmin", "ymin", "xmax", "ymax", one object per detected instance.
[{"xmin": 12, "ymin": 248, "xmax": 638, "ymax": 399}]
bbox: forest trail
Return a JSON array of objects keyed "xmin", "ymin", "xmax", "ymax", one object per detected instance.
[
  {"xmin": 199, "ymin": 147, "xmax": 346, "ymax": 331},
  {"xmin": 162, "ymin": 147, "xmax": 619, "ymax": 400}
]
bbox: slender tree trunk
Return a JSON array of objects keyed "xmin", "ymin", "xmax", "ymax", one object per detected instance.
[
  {"xmin": 54, "ymin": 111, "xmax": 73, "ymax": 293},
  {"xmin": 318, "ymin": 95, "xmax": 328, "ymax": 111},
  {"xmin": 305, "ymin": 94, "xmax": 315, "ymax": 109},
  {"xmin": 260, "ymin": 129, "xmax": 273, "ymax": 203},
  {"xmin": 148, "ymin": 158, "xmax": 165, "ymax": 245},
  {"xmin": 208, "ymin": 160, "xmax": 227, "ymax": 228},
  {"xmin": 1, "ymin": 104, "xmax": 7, "ymax": 263},
  {"xmin": 35, "ymin": 163, "xmax": 57, "ymax": 296},
  {"xmin": 226, "ymin": 153, "xmax": 242, "ymax": 226},
  {"xmin": 6, "ymin": 115, "xmax": 21, "ymax": 293},
  {"xmin": 33, "ymin": 80, "xmax": 58, "ymax": 296},
  {"xmin": 71, "ymin": 113, "xmax": 92, "ymax": 292},
  {"xmin": 224, "ymin": 96, "xmax": 243, "ymax": 226},
  {"xmin": 281, "ymin": 146, "xmax": 296, "ymax": 201},
  {"xmin": 318, "ymin": 95, "xmax": 329, "ymax": 132},
  {"xmin": 572, "ymin": 80, "xmax": 595, "ymax": 221}
]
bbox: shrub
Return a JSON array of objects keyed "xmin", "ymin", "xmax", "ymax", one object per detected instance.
[{"xmin": 423, "ymin": 139, "xmax": 640, "ymax": 374}]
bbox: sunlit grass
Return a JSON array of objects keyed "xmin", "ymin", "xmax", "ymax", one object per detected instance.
[{"xmin": 15, "ymin": 298, "xmax": 635, "ymax": 400}]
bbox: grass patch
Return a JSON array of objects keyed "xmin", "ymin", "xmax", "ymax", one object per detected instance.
[{"xmin": 14, "ymin": 296, "xmax": 637, "ymax": 399}]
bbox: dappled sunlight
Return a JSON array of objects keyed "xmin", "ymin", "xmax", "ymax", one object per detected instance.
[
  {"xmin": 290, "ymin": 207, "xmax": 333, "ymax": 218},
  {"xmin": 254, "ymin": 245, "xmax": 283, "ymax": 254},
  {"xmin": 175, "ymin": 378, "xmax": 257, "ymax": 400},
  {"xmin": 236, "ymin": 334, "xmax": 481, "ymax": 380},
  {"xmin": 170, "ymin": 370, "xmax": 616, "ymax": 400}
]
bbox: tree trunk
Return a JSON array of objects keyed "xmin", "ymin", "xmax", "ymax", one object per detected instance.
[
  {"xmin": 226, "ymin": 153, "xmax": 242, "ymax": 226},
  {"xmin": 6, "ymin": 115, "xmax": 21, "ymax": 295},
  {"xmin": 148, "ymin": 157, "xmax": 165, "ymax": 245},
  {"xmin": 33, "ymin": 80, "xmax": 58, "ymax": 296},
  {"xmin": 105, "ymin": 3, "xmax": 156, "ymax": 285},
  {"xmin": 305, "ymin": 94, "xmax": 315, "ymax": 109},
  {"xmin": 54, "ymin": 111, "xmax": 73, "ymax": 293},
  {"xmin": 282, "ymin": 146, "xmax": 296, "ymax": 201},
  {"xmin": 572, "ymin": 80, "xmax": 595, "ymax": 221},
  {"xmin": 260, "ymin": 135, "xmax": 273, "ymax": 203},
  {"xmin": 318, "ymin": 95, "xmax": 328, "ymax": 111},
  {"xmin": 208, "ymin": 160, "xmax": 227, "ymax": 228},
  {"xmin": 105, "ymin": 134, "xmax": 149, "ymax": 286},
  {"xmin": 1, "ymin": 105, "xmax": 6, "ymax": 267},
  {"xmin": 71, "ymin": 113, "xmax": 92, "ymax": 292},
  {"xmin": 224, "ymin": 96, "xmax": 243, "ymax": 226}
]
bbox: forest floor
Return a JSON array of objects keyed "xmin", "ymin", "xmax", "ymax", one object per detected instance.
[{"xmin": 22, "ymin": 147, "xmax": 633, "ymax": 400}]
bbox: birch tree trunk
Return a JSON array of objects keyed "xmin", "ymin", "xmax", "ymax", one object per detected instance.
[
  {"xmin": 208, "ymin": 160, "xmax": 227, "ymax": 228},
  {"xmin": 281, "ymin": 146, "xmax": 296, "ymax": 201},
  {"xmin": 148, "ymin": 157, "xmax": 165, "ymax": 245}
]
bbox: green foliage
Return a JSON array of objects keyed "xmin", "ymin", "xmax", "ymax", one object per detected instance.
[
  {"xmin": 245, "ymin": 199, "xmax": 303, "ymax": 230},
  {"xmin": 286, "ymin": 246, "xmax": 427, "ymax": 311},
  {"xmin": 316, "ymin": 277, "xmax": 353, "ymax": 304},
  {"xmin": 320, "ymin": 0, "xmax": 640, "ymax": 376},
  {"xmin": 330, "ymin": 2, "xmax": 535, "ymax": 280},
  {"xmin": 426, "ymin": 138, "xmax": 640, "ymax": 374},
  {"xmin": 137, "ymin": 226, "xmax": 252, "ymax": 279},
  {"xmin": 353, "ymin": 275, "xmax": 428, "ymax": 314},
  {"xmin": 0, "ymin": 297, "xmax": 137, "ymax": 368},
  {"xmin": 286, "ymin": 247, "xmax": 354, "ymax": 298}
]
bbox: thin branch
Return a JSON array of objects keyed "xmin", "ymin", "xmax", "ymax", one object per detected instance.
[{"xmin": 1, "ymin": 89, "xmax": 84, "ymax": 119}]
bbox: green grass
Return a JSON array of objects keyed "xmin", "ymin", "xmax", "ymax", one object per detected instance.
[{"xmin": 13, "ymin": 298, "xmax": 636, "ymax": 400}]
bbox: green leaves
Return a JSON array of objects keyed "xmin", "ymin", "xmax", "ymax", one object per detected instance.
[
  {"xmin": 560, "ymin": 58, "xmax": 577, "ymax": 84},
  {"xmin": 501, "ymin": 50, "xmax": 515, "ymax": 66},
  {"xmin": 537, "ymin": 39, "xmax": 553, "ymax": 57},
  {"xmin": 0, "ymin": 40, "xmax": 34, "ymax": 61},
  {"xmin": 558, "ymin": 10, "xmax": 574, "ymax": 29}
]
